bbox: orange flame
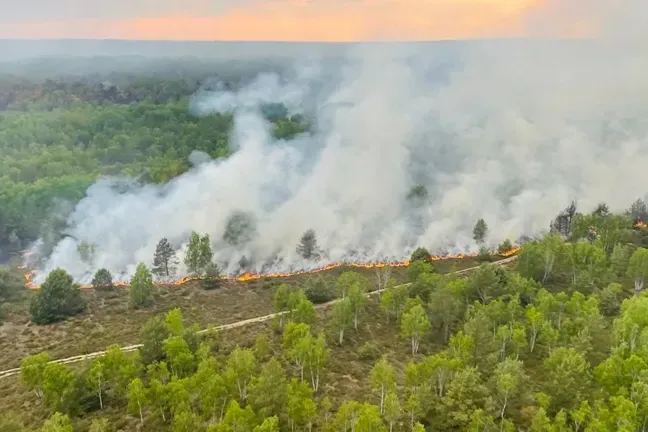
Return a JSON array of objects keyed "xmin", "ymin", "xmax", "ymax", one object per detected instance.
[
  {"xmin": 22, "ymin": 248, "xmax": 521, "ymax": 290},
  {"xmin": 635, "ymin": 220, "xmax": 647, "ymax": 229}
]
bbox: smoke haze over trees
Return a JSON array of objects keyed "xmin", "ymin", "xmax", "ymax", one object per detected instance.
[{"xmin": 2, "ymin": 2, "xmax": 646, "ymax": 283}]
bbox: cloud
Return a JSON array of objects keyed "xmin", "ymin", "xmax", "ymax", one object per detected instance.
[
  {"xmin": 1, "ymin": 0, "xmax": 538, "ymax": 41},
  {"xmin": 0, "ymin": 0, "xmax": 245, "ymax": 22}
]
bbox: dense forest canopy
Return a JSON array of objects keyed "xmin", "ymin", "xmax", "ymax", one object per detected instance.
[{"xmin": 0, "ymin": 60, "xmax": 308, "ymax": 260}]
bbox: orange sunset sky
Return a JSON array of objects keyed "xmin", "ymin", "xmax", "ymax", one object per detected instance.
[{"xmin": 0, "ymin": 0, "xmax": 599, "ymax": 41}]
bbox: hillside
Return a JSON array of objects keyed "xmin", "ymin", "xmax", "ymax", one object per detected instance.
[{"xmin": 3, "ymin": 206, "xmax": 648, "ymax": 431}]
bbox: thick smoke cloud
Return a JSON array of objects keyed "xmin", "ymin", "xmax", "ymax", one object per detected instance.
[{"xmin": 31, "ymin": 13, "xmax": 648, "ymax": 283}]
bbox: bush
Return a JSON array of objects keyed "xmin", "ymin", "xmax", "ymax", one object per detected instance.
[
  {"xmin": 358, "ymin": 342, "xmax": 381, "ymax": 361},
  {"xmin": 304, "ymin": 276, "xmax": 334, "ymax": 304},
  {"xmin": 410, "ymin": 247, "xmax": 432, "ymax": 263},
  {"xmin": 91, "ymin": 268, "xmax": 113, "ymax": 290},
  {"xmin": 29, "ymin": 269, "xmax": 85, "ymax": 324},
  {"xmin": 407, "ymin": 260, "xmax": 435, "ymax": 283},
  {"xmin": 0, "ymin": 267, "xmax": 25, "ymax": 302},
  {"xmin": 497, "ymin": 239, "xmax": 514, "ymax": 254},
  {"xmin": 476, "ymin": 246, "xmax": 494, "ymax": 262},
  {"xmin": 201, "ymin": 263, "xmax": 222, "ymax": 290}
]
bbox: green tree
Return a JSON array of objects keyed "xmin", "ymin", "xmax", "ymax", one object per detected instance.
[
  {"xmin": 492, "ymin": 358, "xmax": 527, "ymax": 422},
  {"xmin": 91, "ymin": 268, "xmax": 113, "ymax": 290},
  {"xmin": 226, "ymin": 347, "xmax": 257, "ymax": 402},
  {"xmin": 296, "ymin": 229, "xmax": 320, "ymax": 260},
  {"xmin": 628, "ymin": 247, "xmax": 648, "ymax": 294},
  {"xmin": 286, "ymin": 378, "xmax": 317, "ymax": 431},
  {"xmin": 201, "ymin": 262, "xmax": 222, "ymax": 290},
  {"xmin": 355, "ymin": 403, "xmax": 386, "ymax": 432},
  {"xmin": 41, "ymin": 412, "xmax": 73, "ymax": 432},
  {"xmin": 337, "ymin": 272, "xmax": 370, "ymax": 299},
  {"xmin": 348, "ymin": 282, "xmax": 367, "ymax": 330},
  {"xmin": 248, "ymin": 358, "xmax": 287, "ymax": 419},
  {"xmin": 127, "ymin": 377, "xmax": 148, "ymax": 425},
  {"xmin": 153, "ymin": 237, "xmax": 178, "ymax": 277},
  {"xmin": 139, "ymin": 316, "xmax": 171, "ymax": 365},
  {"xmin": 20, "ymin": 352, "xmax": 52, "ymax": 400},
  {"xmin": 307, "ymin": 333, "xmax": 330, "ymax": 392},
  {"xmin": 87, "ymin": 357, "xmax": 106, "ymax": 409},
  {"xmin": 473, "ymin": 219, "xmax": 488, "ymax": 244},
  {"xmin": 223, "ymin": 211, "xmax": 256, "ymax": 246},
  {"xmin": 30, "ymin": 268, "xmax": 85, "ymax": 324},
  {"xmin": 440, "ymin": 367, "xmax": 489, "ymax": 429},
  {"xmin": 543, "ymin": 347, "xmax": 590, "ymax": 411},
  {"xmin": 380, "ymin": 283, "xmax": 408, "ymax": 322},
  {"xmin": 172, "ymin": 410, "xmax": 201, "ymax": 432},
  {"xmin": 273, "ymin": 284, "xmax": 291, "ymax": 329},
  {"xmin": 184, "ymin": 231, "xmax": 213, "ymax": 275},
  {"xmin": 130, "ymin": 262, "xmax": 154, "ymax": 308},
  {"xmin": 401, "ymin": 304, "xmax": 431, "ymax": 354},
  {"xmin": 211, "ymin": 400, "xmax": 256, "ymax": 432},
  {"xmin": 288, "ymin": 290, "xmax": 316, "ymax": 325},
  {"xmin": 331, "ymin": 297, "xmax": 354, "ymax": 345},
  {"xmin": 77, "ymin": 240, "xmax": 97, "ymax": 265},
  {"xmin": 428, "ymin": 280, "xmax": 465, "ymax": 341},
  {"xmin": 610, "ymin": 244, "xmax": 631, "ymax": 276},
  {"xmin": 383, "ymin": 391, "xmax": 401, "ymax": 432},
  {"xmin": 370, "ymin": 356, "xmax": 395, "ymax": 414},
  {"xmin": 41, "ymin": 362, "xmax": 75, "ymax": 413},
  {"xmin": 163, "ymin": 336, "xmax": 195, "ymax": 377},
  {"xmin": 253, "ymin": 416, "xmax": 279, "ymax": 432},
  {"xmin": 410, "ymin": 247, "xmax": 432, "ymax": 263}
]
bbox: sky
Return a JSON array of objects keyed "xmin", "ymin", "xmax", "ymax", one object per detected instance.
[{"xmin": 0, "ymin": 0, "xmax": 599, "ymax": 41}]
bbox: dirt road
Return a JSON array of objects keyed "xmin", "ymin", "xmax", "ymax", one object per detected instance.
[{"xmin": 0, "ymin": 255, "xmax": 517, "ymax": 379}]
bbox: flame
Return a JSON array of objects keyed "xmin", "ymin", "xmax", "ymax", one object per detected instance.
[
  {"xmin": 635, "ymin": 220, "xmax": 647, "ymax": 229},
  {"xmin": 21, "ymin": 248, "xmax": 521, "ymax": 290}
]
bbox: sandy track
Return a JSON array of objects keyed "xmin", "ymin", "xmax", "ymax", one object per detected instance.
[{"xmin": 0, "ymin": 256, "xmax": 517, "ymax": 379}]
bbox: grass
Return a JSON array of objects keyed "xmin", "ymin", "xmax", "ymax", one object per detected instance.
[{"xmin": 0, "ymin": 255, "xmax": 498, "ymax": 430}]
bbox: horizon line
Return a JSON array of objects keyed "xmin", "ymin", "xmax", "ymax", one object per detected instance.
[{"xmin": 0, "ymin": 36, "xmax": 589, "ymax": 44}]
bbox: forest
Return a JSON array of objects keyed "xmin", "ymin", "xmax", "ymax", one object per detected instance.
[
  {"xmin": 3, "ymin": 200, "xmax": 648, "ymax": 431},
  {"xmin": 0, "ymin": 67, "xmax": 307, "ymax": 259}
]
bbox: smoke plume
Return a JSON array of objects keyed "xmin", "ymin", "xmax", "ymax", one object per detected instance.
[{"xmin": 30, "ymin": 4, "xmax": 648, "ymax": 283}]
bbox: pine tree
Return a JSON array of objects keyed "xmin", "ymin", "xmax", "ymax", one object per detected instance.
[
  {"xmin": 296, "ymin": 229, "xmax": 320, "ymax": 260},
  {"xmin": 152, "ymin": 237, "xmax": 178, "ymax": 277},
  {"xmin": 473, "ymin": 219, "xmax": 488, "ymax": 244}
]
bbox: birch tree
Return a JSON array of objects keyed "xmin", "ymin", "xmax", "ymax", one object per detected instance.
[
  {"xmin": 128, "ymin": 377, "xmax": 148, "ymax": 425},
  {"xmin": 401, "ymin": 304, "xmax": 431, "ymax": 355},
  {"xmin": 370, "ymin": 356, "xmax": 395, "ymax": 414},
  {"xmin": 628, "ymin": 247, "xmax": 648, "ymax": 294}
]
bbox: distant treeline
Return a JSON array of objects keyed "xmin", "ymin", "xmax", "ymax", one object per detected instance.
[{"xmin": 0, "ymin": 68, "xmax": 308, "ymax": 259}]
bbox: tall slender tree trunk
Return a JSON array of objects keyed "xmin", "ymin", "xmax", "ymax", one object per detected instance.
[
  {"xmin": 97, "ymin": 379, "xmax": 103, "ymax": 410},
  {"xmin": 138, "ymin": 401, "xmax": 143, "ymax": 424}
]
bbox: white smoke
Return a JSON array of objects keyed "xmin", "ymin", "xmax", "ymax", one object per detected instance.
[{"xmin": 30, "ymin": 6, "xmax": 648, "ymax": 284}]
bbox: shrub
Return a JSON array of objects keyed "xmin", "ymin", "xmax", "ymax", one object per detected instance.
[
  {"xmin": 304, "ymin": 276, "xmax": 334, "ymax": 304},
  {"xmin": 91, "ymin": 268, "xmax": 113, "ymax": 290},
  {"xmin": 410, "ymin": 247, "xmax": 432, "ymax": 263},
  {"xmin": 201, "ymin": 263, "xmax": 222, "ymax": 290},
  {"xmin": 358, "ymin": 342, "xmax": 381, "ymax": 361},
  {"xmin": 30, "ymin": 269, "xmax": 85, "ymax": 324},
  {"xmin": 497, "ymin": 239, "xmax": 514, "ymax": 254}
]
